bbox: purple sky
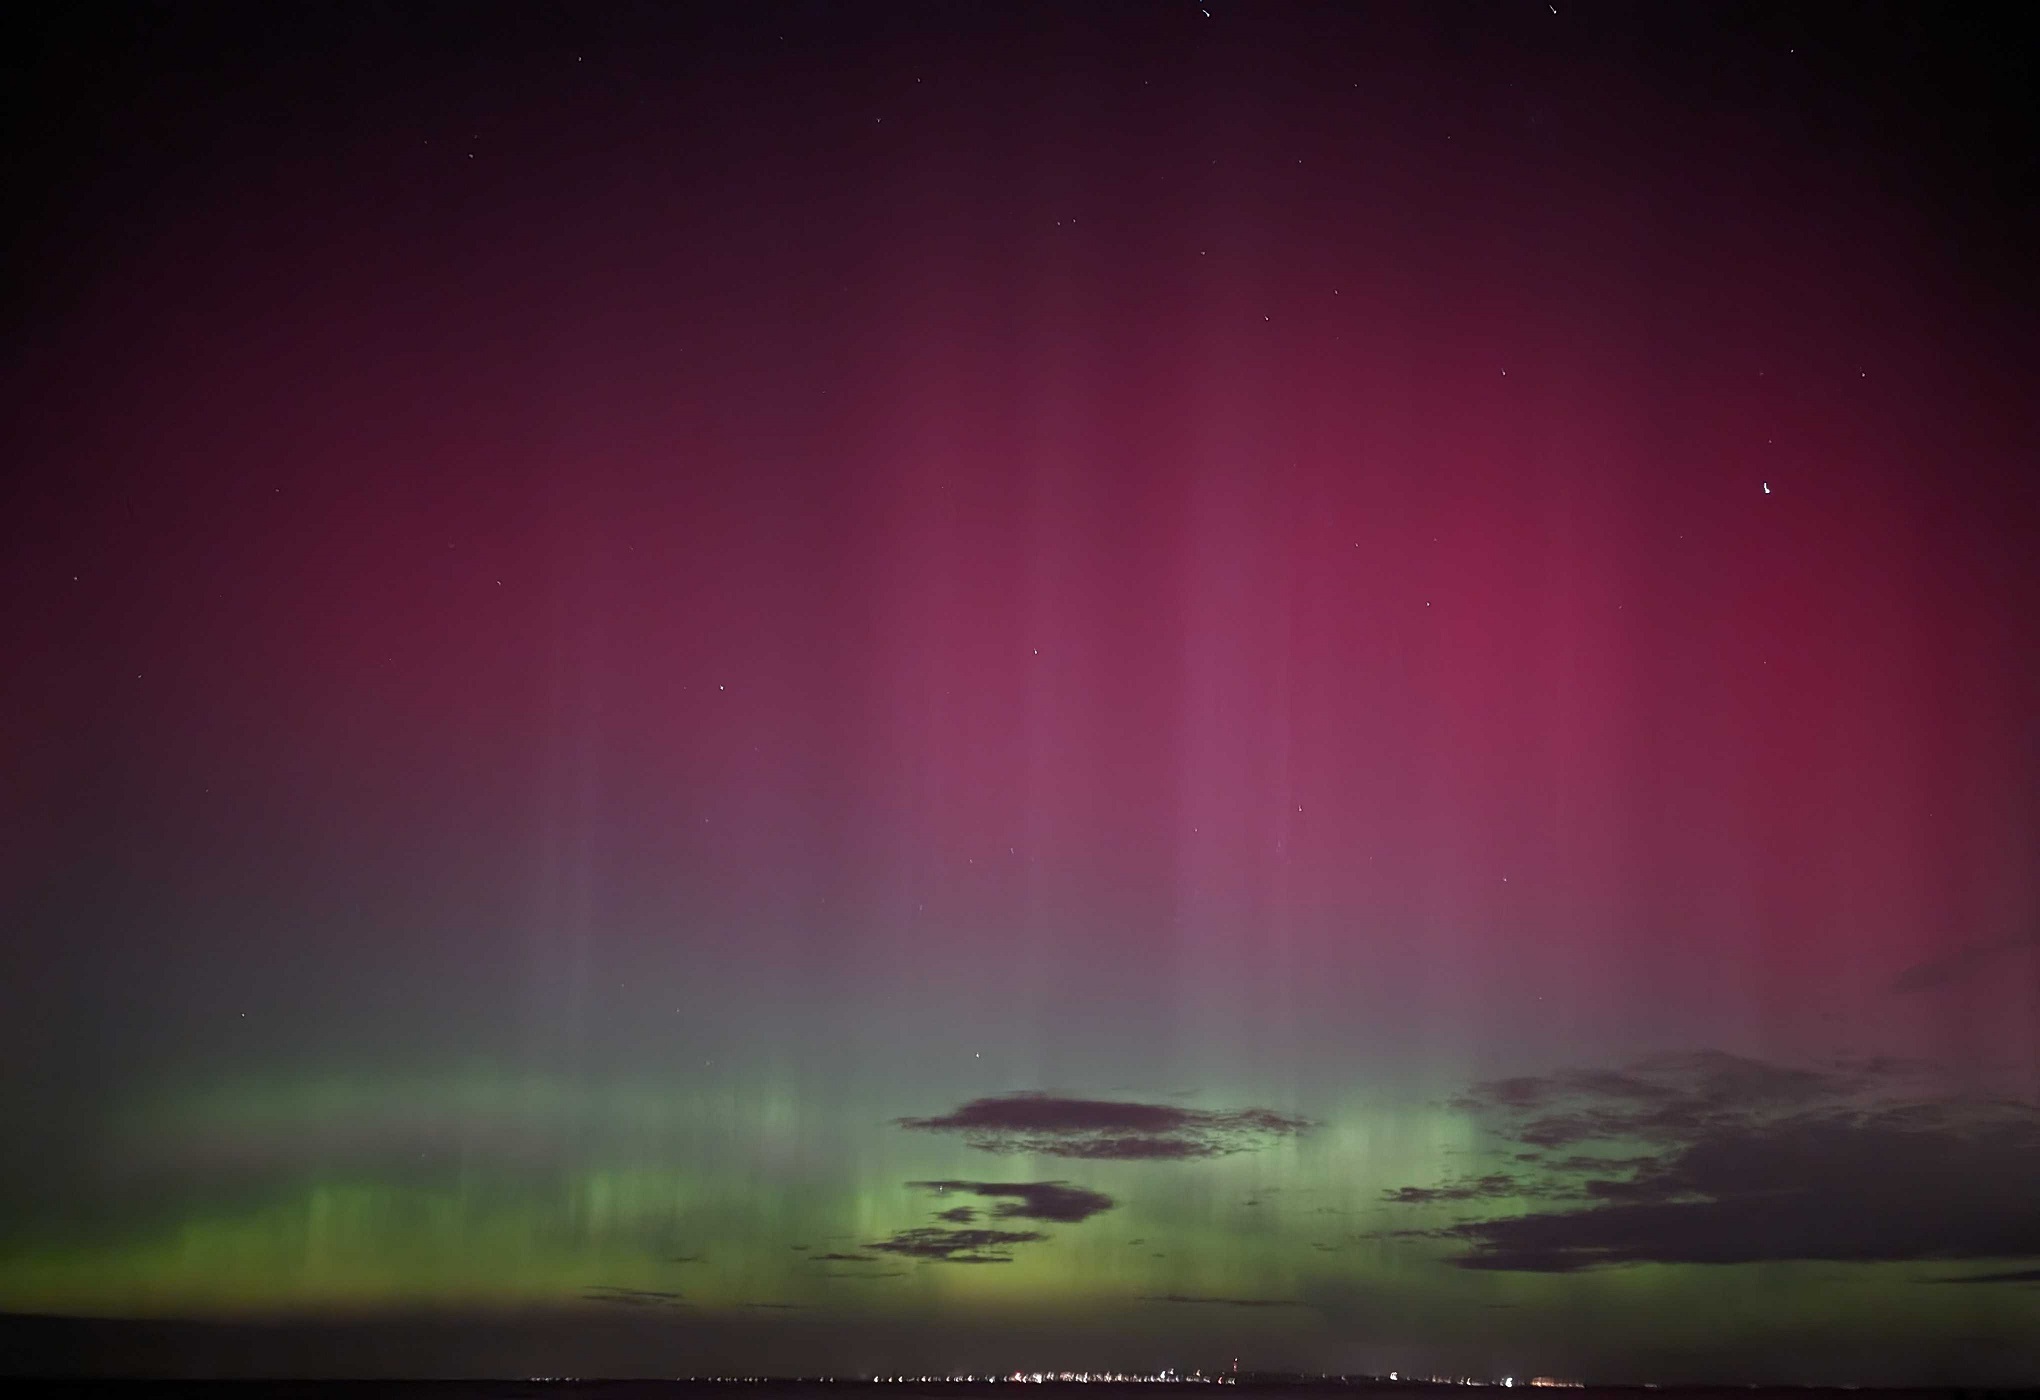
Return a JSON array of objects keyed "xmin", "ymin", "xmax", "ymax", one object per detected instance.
[{"xmin": 1, "ymin": 0, "xmax": 2035, "ymax": 1383}]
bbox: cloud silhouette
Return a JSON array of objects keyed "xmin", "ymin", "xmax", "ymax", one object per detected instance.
[
  {"xmin": 1928, "ymin": 1268, "xmax": 2040, "ymax": 1285},
  {"xmin": 1140, "ymin": 1293, "xmax": 1313, "ymax": 1308},
  {"xmin": 1380, "ymin": 1173, "xmax": 1522, "ymax": 1205},
  {"xmin": 1891, "ymin": 931, "xmax": 2040, "ymax": 993},
  {"xmin": 581, "ymin": 1286, "xmax": 686, "ymax": 1308},
  {"xmin": 908, "ymin": 1179, "xmax": 1117, "ymax": 1223},
  {"xmin": 866, "ymin": 1227, "xmax": 1047, "ymax": 1263},
  {"xmin": 897, "ymin": 1092, "xmax": 1313, "ymax": 1159},
  {"xmin": 832, "ymin": 1179, "xmax": 1114, "ymax": 1272},
  {"xmin": 1382, "ymin": 1051, "xmax": 2040, "ymax": 1273},
  {"xmin": 808, "ymin": 1252, "xmax": 880, "ymax": 1262}
]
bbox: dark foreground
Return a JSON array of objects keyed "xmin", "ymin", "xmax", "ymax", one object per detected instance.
[{"xmin": 0, "ymin": 1383, "xmax": 2033, "ymax": 1400}]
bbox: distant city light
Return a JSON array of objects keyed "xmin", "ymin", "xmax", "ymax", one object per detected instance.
[{"xmin": 684, "ymin": 1370, "xmax": 1583, "ymax": 1388}]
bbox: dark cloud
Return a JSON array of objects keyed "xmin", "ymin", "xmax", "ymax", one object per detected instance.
[
  {"xmin": 1891, "ymin": 931, "xmax": 2040, "ymax": 993},
  {"xmin": 1139, "ymin": 1293, "xmax": 1313, "ymax": 1309},
  {"xmin": 896, "ymin": 1092, "xmax": 1313, "ymax": 1160},
  {"xmin": 866, "ymin": 1227, "xmax": 1046, "ymax": 1263},
  {"xmin": 664, "ymin": 1254, "xmax": 705, "ymax": 1264},
  {"xmin": 1446, "ymin": 1051, "xmax": 1868, "ymax": 1133},
  {"xmin": 808, "ymin": 1253, "xmax": 879, "ymax": 1263},
  {"xmin": 832, "ymin": 1180, "xmax": 1112, "ymax": 1273},
  {"xmin": 1929, "ymin": 1268, "xmax": 2040, "ymax": 1285},
  {"xmin": 907, "ymin": 1179, "xmax": 1116, "ymax": 1223},
  {"xmin": 1384, "ymin": 1051, "xmax": 2040, "ymax": 1273},
  {"xmin": 1442, "ymin": 1052, "xmax": 1956, "ymax": 1155},
  {"xmin": 580, "ymin": 1286, "xmax": 686, "ymax": 1308}
]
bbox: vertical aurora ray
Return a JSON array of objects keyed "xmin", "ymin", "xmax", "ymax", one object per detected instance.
[{"xmin": 1, "ymin": 0, "xmax": 2035, "ymax": 1382}]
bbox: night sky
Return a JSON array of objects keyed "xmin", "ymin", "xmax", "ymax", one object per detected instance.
[{"xmin": 3, "ymin": 0, "xmax": 2037, "ymax": 1384}]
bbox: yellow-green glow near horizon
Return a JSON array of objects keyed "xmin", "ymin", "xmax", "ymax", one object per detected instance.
[
  {"xmin": 3, "ymin": 1063, "xmax": 2034, "ymax": 1383},
  {"xmin": 5, "ymin": 0, "xmax": 2039, "ymax": 1384}
]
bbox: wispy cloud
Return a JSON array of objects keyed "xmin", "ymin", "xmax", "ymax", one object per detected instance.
[
  {"xmin": 898, "ymin": 1092, "xmax": 1313, "ymax": 1159},
  {"xmin": 1928, "ymin": 1268, "xmax": 2040, "ymax": 1285},
  {"xmin": 581, "ymin": 1286, "xmax": 687, "ymax": 1308},
  {"xmin": 866, "ymin": 1227, "xmax": 1047, "ymax": 1263},
  {"xmin": 1380, "ymin": 1173, "xmax": 1522, "ymax": 1205},
  {"xmin": 1891, "ymin": 931, "xmax": 2040, "ymax": 993}
]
